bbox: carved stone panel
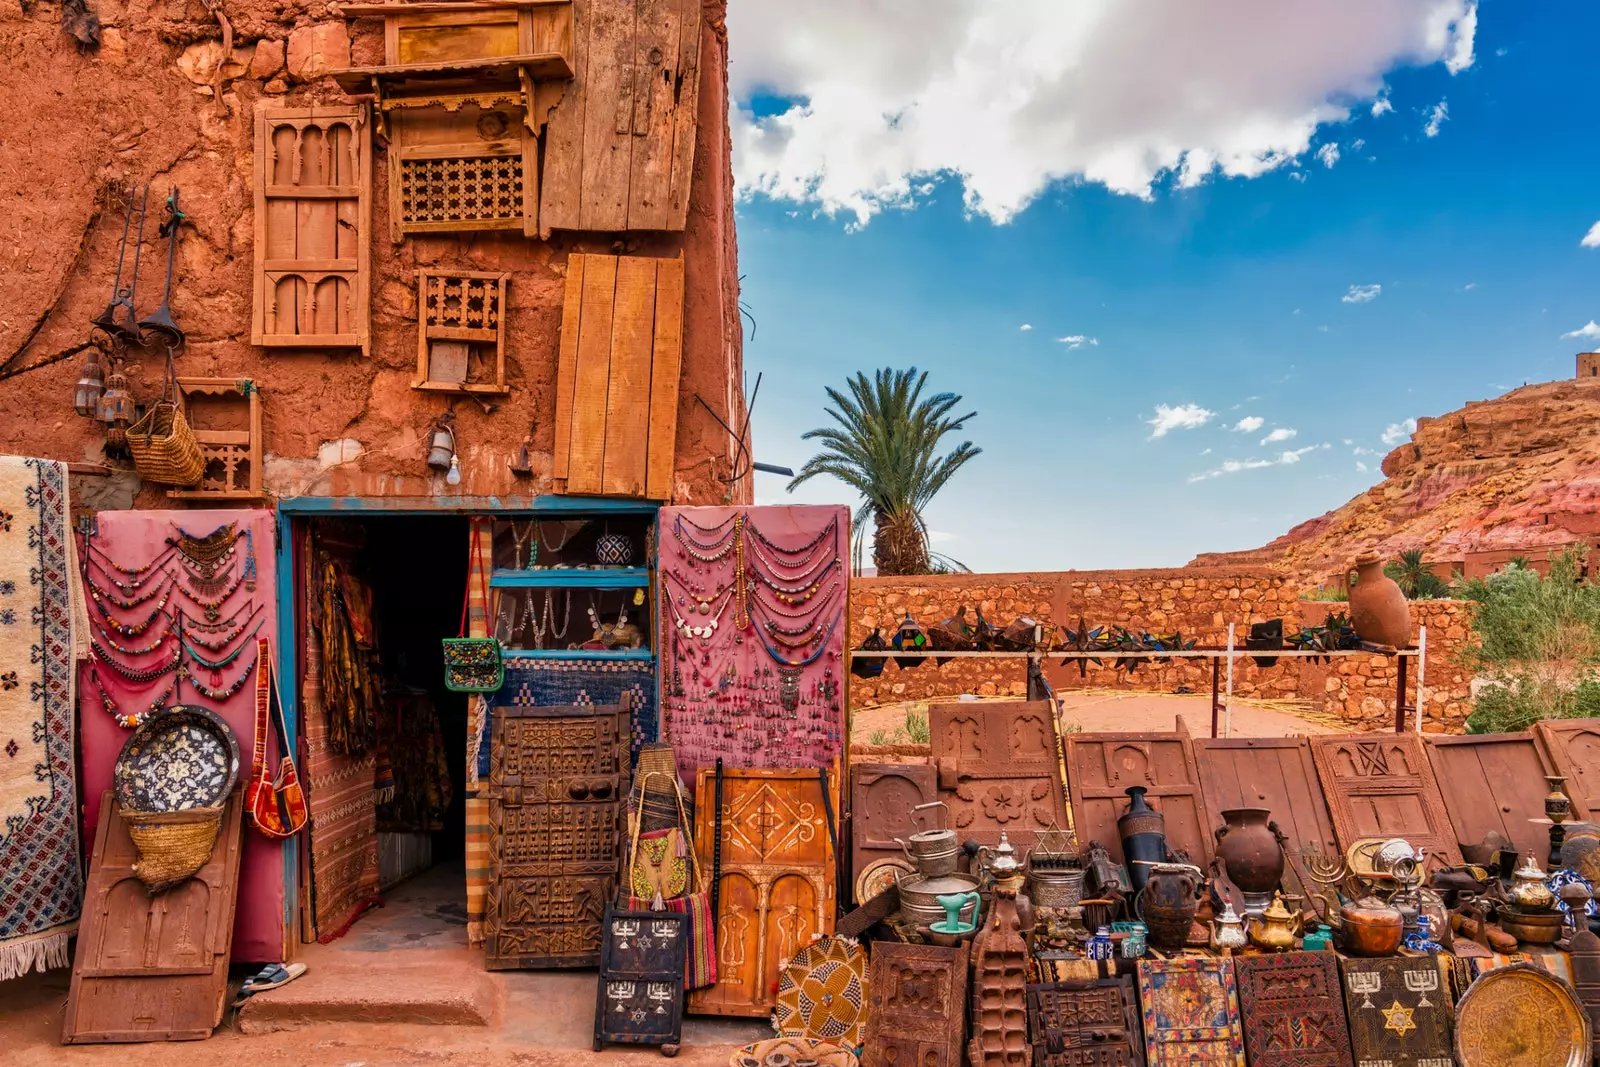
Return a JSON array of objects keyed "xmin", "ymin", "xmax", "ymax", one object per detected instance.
[
  {"xmin": 1067, "ymin": 724, "xmax": 1216, "ymax": 869},
  {"xmin": 485, "ymin": 699, "xmax": 630, "ymax": 970},
  {"xmin": 850, "ymin": 763, "xmax": 936, "ymax": 892},
  {"xmin": 1534, "ymin": 719, "xmax": 1600, "ymax": 823},
  {"xmin": 688, "ymin": 767, "xmax": 838, "ymax": 1018},
  {"xmin": 1426, "ymin": 733, "xmax": 1561, "ymax": 860},
  {"xmin": 1310, "ymin": 735, "xmax": 1462, "ymax": 872},
  {"xmin": 862, "ymin": 942, "xmax": 969, "ymax": 1067},
  {"xmin": 1136, "ymin": 957, "xmax": 1246, "ymax": 1067},
  {"xmin": 969, "ymin": 894, "xmax": 1030, "ymax": 1067},
  {"xmin": 1235, "ymin": 951, "xmax": 1355, "ymax": 1067},
  {"xmin": 1028, "ymin": 978, "xmax": 1145, "ymax": 1067},
  {"xmin": 929, "ymin": 700, "xmax": 1067, "ymax": 853},
  {"xmin": 1340, "ymin": 956, "xmax": 1453, "ymax": 1067}
]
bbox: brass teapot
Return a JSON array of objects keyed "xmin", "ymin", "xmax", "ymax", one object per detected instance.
[
  {"xmin": 1247, "ymin": 891, "xmax": 1302, "ymax": 952},
  {"xmin": 1509, "ymin": 851, "xmax": 1555, "ymax": 911},
  {"xmin": 977, "ymin": 831, "xmax": 1026, "ymax": 891}
]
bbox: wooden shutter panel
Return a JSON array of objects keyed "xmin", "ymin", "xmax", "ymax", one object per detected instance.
[
  {"xmin": 252, "ymin": 104, "xmax": 372, "ymax": 354},
  {"xmin": 554, "ymin": 252, "xmax": 684, "ymax": 499},
  {"xmin": 540, "ymin": 0, "xmax": 702, "ymax": 234}
]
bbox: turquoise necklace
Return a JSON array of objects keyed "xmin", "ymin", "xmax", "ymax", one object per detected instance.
[{"xmin": 182, "ymin": 620, "xmax": 264, "ymax": 670}]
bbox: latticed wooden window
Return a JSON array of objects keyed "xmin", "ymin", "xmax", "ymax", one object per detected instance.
[
  {"xmin": 399, "ymin": 155, "xmax": 524, "ymax": 226},
  {"xmin": 414, "ymin": 268, "xmax": 511, "ymax": 395}
]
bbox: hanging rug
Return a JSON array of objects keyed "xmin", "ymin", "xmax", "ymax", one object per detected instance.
[{"xmin": 773, "ymin": 935, "xmax": 870, "ymax": 1048}]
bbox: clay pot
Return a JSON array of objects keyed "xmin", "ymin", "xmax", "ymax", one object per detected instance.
[
  {"xmin": 1214, "ymin": 808, "xmax": 1286, "ymax": 913},
  {"xmin": 1347, "ymin": 552, "xmax": 1412, "ymax": 648},
  {"xmin": 1137, "ymin": 863, "xmax": 1201, "ymax": 950},
  {"xmin": 1340, "ymin": 894, "xmax": 1404, "ymax": 957},
  {"xmin": 1118, "ymin": 786, "xmax": 1167, "ymax": 895}
]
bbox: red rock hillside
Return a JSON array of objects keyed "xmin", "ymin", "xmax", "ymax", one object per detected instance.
[{"xmin": 1190, "ymin": 376, "xmax": 1600, "ymax": 587}]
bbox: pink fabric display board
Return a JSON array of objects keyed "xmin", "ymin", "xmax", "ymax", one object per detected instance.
[
  {"xmin": 77, "ymin": 508, "xmax": 284, "ymax": 963},
  {"xmin": 658, "ymin": 505, "xmax": 849, "ymax": 779}
]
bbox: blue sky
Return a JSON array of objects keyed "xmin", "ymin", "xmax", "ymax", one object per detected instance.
[{"xmin": 726, "ymin": 1, "xmax": 1600, "ymax": 572}]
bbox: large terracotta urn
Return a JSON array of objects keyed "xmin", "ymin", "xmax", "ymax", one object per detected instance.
[
  {"xmin": 1137, "ymin": 862, "xmax": 1201, "ymax": 950},
  {"xmin": 1213, "ymin": 808, "xmax": 1287, "ymax": 916},
  {"xmin": 1348, "ymin": 552, "xmax": 1412, "ymax": 647}
]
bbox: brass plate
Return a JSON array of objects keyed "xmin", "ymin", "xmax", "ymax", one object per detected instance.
[
  {"xmin": 1455, "ymin": 962, "xmax": 1590, "ymax": 1067},
  {"xmin": 854, "ymin": 856, "xmax": 914, "ymax": 905}
]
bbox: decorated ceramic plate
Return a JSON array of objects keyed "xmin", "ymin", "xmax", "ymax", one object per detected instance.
[
  {"xmin": 730, "ymin": 1037, "xmax": 859, "ymax": 1067},
  {"xmin": 1455, "ymin": 962, "xmax": 1590, "ymax": 1067},
  {"xmin": 853, "ymin": 856, "xmax": 913, "ymax": 905},
  {"xmin": 774, "ymin": 936, "xmax": 870, "ymax": 1049},
  {"xmin": 114, "ymin": 704, "xmax": 240, "ymax": 812}
]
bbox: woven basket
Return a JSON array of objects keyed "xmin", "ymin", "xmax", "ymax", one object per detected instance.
[
  {"xmin": 120, "ymin": 805, "xmax": 223, "ymax": 893},
  {"xmin": 126, "ymin": 400, "xmax": 205, "ymax": 486}
]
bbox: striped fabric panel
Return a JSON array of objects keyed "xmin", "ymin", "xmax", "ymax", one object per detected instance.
[{"xmin": 464, "ymin": 517, "xmax": 495, "ymax": 943}]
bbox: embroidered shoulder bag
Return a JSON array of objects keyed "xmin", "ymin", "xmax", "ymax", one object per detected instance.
[
  {"xmin": 442, "ymin": 554, "xmax": 503, "ymax": 693},
  {"xmin": 624, "ymin": 771, "xmax": 717, "ymax": 991},
  {"xmin": 246, "ymin": 638, "xmax": 309, "ymax": 839}
]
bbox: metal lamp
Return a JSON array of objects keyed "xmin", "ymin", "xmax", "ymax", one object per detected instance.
[
  {"xmin": 73, "ymin": 346, "xmax": 106, "ymax": 418},
  {"xmin": 426, "ymin": 420, "xmax": 457, "ymax": 472},
  {"xmin": 97, "ymin": 362, "xmax": 137, "ymax": 448}
]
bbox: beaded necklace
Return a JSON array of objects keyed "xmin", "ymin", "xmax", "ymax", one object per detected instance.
[
  {"xmin": 663, "ymin": 571, "xmax": 736, "ymax": 615},
  {"xmin": 746, "ymin": 541, "xmax": 840, "ymax": 589},
  {"xmin": 180, "ymin": 606, "xmax": 262, "ymax": 652},
  {"xmin": 182, "ymin": 652, "xmax": 256, "ymax": 701},
  {"xmin": 168, "ymin": 522, "xmax": 240, "ymax": 575},
  {"xmin": 87, "ymin": 547, "xmax": 176, "ymax": 596},
  {"xmin": 732, "ymin": 515, "xmax": 750, "ymax": 629},
  {"xmin": 511, "ymin": 520, "xmax": 538, "ymax": 569},
  {"xmin": 544, "ymin": 589, "xmax": 572, "ymax": 640},
  {"xmin": 87, "ymin": 537, "xmax": 175, "ymax": 579},
  {"xmin": 177, "ymin": 565, "xmax": 247, "ymax": 621},
  {"xmin": 662, "ymin": 577, "xmax": 734, "ymax": 641},
  {"xmin": 91, "ymin": 641, "xmax": 181, "ymax": 683},
  {"xmin": 750, "ymin": 604, "xmax": 843, "ymax": 667},
  {"xmin": 745, "ymin": 515, "xmax": 837, "ymax": 566},
  {"xmin": 748, "ymin": 556, "xmax": 841, "ymax": 604},
  {"xmin": 242, "ymin": 528, "xmax": 258, "ymax": 592},
  {"xmin": 88, "ymin": 576, "xmax": 173, "ymax": 635},
  {"xmin": 673, "ymin": 515, "xmax": 739, "ymax": 564},
  {"xmin": 756, "ymin": 584, "xmax": 841, "ymax": 636},
  {"xmin": 538, "ymin": 520, "xmax": 579, "ymax": 554},
  {"xmin": 92, "ymin": 668, "xmax": 174, "ymax": 729},
  {"xmin": 93, "ymin": 616, "xmax": 173, "ymax": 656},
  {"xmin": 182, "ymin": 599, "xmax": 256, "ymax": 632},
  {"xmin": 182, "ymin": 620, "xmax": 264, "ymax": 671}
]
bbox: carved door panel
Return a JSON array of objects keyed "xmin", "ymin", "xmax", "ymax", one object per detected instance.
[
  {"xmin": 1067, "ymin": 725, "xmax": 1216, "ymax": 868},
  {"xmin": 929, "ymin": 700, "xmax": 1067, "ymax": 853},
  {"xmin": 63, "ymin": 792, "xmax": 244, "ymax": 1043},
  {"xmin": 1426, "ymin": 733, "xmax": 1561, "ymax": 860},
  {"xmin": 688, "ymin": 767, "xmax": 838, "ymax": 1017},
  {"xmin": 850, "ymin": 764, "xmax": 936, "ymax": 890},
  {"xmin": 1534, "ymin": 719, "xmax": 1600, "ymax": 823},
  {"xmin": 1340, "ymin": 957, "xmax": 1453, "ymax": 1067},
  {"xmin": 1027, "ymin": 978, "xmax": 1145, "ymax": 1067},
  {"xmin": 1235, "ymin": 952, "xmax": 1354, "ymax": 1067},
  {"xmin": 1137, "ymin": 957, "xmax": 1246, "ymax": 1067},
  {"xmin": 252, "ymin": 104, "xmax": 371, "ymax": 353},
  {"xmin": 862, "ymin": 942, "xmax": 970, "ymax": 1067},
  {"xmin": 1310, "ymin": 735, "xmax": 1462, "ymax": 872},
  {"xmin": 485, "ymin": 700, "xmax": 630, "ymax": 970}
]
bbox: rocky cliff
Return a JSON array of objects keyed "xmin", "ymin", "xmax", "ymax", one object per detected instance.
[{"xmin": 1191, "ymin": 377, "xmax": 1600, "ymax": 586}]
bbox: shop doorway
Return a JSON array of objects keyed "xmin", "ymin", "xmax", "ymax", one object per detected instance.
[{"xmin": 294, "ymin": 514, "xmax": 469, "ymax": 944}]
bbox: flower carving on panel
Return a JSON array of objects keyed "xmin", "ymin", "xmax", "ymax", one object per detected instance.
[{"xmin": 980, "ymin": 784, "xmax": 1026, "ymax": 824}]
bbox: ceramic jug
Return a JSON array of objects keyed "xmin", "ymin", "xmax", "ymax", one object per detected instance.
[
  {"xmin": 1213, "ymin": 808, "xmax": 1287, "ymax": 914},
  {"xmin": 1347, "ymin": 552, "xmax": 1412, "ymax": 647},
  {"xmin": 1137, "ymin": 862, "xmax": 1201, "ymax": 950}
]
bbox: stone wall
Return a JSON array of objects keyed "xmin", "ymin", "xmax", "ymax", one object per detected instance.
[
  {"xmin": 0, "ymin": 0, "xmax": 747, "ymax": 508},
  {"xmin": 850, "ymin": 571, "xmax": 1476, "ymax": 732}
]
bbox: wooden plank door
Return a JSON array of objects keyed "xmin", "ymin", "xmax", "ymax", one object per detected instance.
[
  {"xmin": 928, "ymin": 699, "xmax": 1068, "ymax": 854},
  {"xmin": 849, "ymin": 764, "xmax": 936, "ymax": 898},
  {"xmin": 1534, "ymin": 719, "xmax": 1600, "ymax": 823},
  {"xmin": 862, "ymin": 942, "xmax": 969, "ymax": 1067},
  {"xmin": 485, "ymin": 699, "xmax": 630, "ymax": 970},
  {"xmin": 1308, "ymin": 734, "xmax": 1462, "ymax": 872},
  {"xmin": 63, "ymin": 792, "xmax": 244, "ymax": 1044},
  {"xmin": 252, "ymin": 104, "xmax": 370, "ymax": 352},
  {"xmin": 1194, "ymin": 737, "xmax": 1340, "ymax": 859},
  {"xmin": 1427, "ymin": 732, "xmax": 1562, "ymax": 860},
  {"xmin": 688, "ymin": 767, "xmax": 838, "ymax": 1017},
  {"xmin": 1065, "ymin": 723, "xmax": 1216, "ymax": 869}
]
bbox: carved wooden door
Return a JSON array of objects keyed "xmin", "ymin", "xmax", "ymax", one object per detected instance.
[
  {"xmin": 1426, "ymin": 732, "xmax": 1563, "ymax": 860},
  {"xmin": 929, "ymin": 699, "xmax": 1068, "ymax": 853},
  {"xmin": 1136, "ymin": 957, "xmax": 1246, "ymax": 1067},
  {"xmin": 1066, "ymin": 723, "xmax": 1216, "ymax": 868},
  {"xmin": 1339, "ymin": 956, "xmax": 1453, "ymax": 1067},
  {"xmin": 861, "ymin": 942, "xmax": 969, "ymax": 1067},
  {"xmin": 1027, "ymin": 978, "xmax": 1146, "ymax": 1067},
  {"xmin": 252, "ymin": 104, "xmax": 371, "ymax": 353},
  {"xmin": 1534, "ymin": 719, "xmax": 1600, "ymax": 823},
  {"xmin": 1234, "ymin": 952, "xmax": 1355, "ymax": 1067},
  {"xmin": 63, "ymin": 791, "xmax": 244, "ymax": 1043},
  {"xmin": 1309, "ymin": 735, "xmax": 1462, "ymax": 871},
  {"xmin": 849, "ymin": 763, "xmax": 936, "ymax": 896},
  {"xmin": 688, "ymin": 767, "xmax": 837, "ymax": 1017},
  {"xmin": 484, "ymin": 698, "xmax": 630, "ymax": 970}
]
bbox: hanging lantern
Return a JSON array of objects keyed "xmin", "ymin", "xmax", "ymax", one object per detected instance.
[
  {"xmin": 426, "ymin": 421, "xmax": 455, "ymax": 472},
  {"xmin": 73, "ymin": 346, "xmax": 106, "ymax": 418},
  {"xmin": 891, "ymin": 611, "xmax": 928, "ymax": 669},
  {"xmin": 98, "ymin": 362, "xmax": 137, "ymax": 449}
]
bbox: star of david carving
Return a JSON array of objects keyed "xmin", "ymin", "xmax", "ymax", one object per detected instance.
[
  {"xmin": 1380, "ymin": 999, "xmax": 1416, "ymax": 1037},
  {"xmin": 1354, "ymin": 742, "xmax": 1390, "ymax": 777}
]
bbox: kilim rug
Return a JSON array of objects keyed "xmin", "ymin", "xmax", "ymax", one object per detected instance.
[{"xmin": 0, "ymin": 456, "xmax": 82, "ymax": 979}]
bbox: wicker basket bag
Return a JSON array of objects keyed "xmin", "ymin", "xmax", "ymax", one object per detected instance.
[{"xmin": 126, "ymin": 357, "xmax": 204, "ymax": 486}]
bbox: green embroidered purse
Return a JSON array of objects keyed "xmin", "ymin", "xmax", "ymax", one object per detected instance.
[{"xmin": 442, "ymin": 560, "xmax": 503, "ymax": 693}]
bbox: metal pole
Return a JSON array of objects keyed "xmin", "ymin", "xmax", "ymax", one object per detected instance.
[
  {"xmin": 1225, "ymin": 623, "xmax": 1235, "ymax": 738},
  {"xmin": 1415, "ymin": 627, "xmax": 1427, "ymax": 734},
  {"xmin": 1210, "ymin": 657, "xmax": 1220, "ymax": 739},
  {"xmin": 1394, "ymin": 652, "xmax": 1409, "ymax": 734}
]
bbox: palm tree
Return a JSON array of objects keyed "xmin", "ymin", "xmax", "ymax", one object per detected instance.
[
  {"xmin": 787, "ymin": 368, "xmax": 980, "ymax": 576},
  {"xmin": 1384, "ymin": 549, "xmax": 1449, "ymax": 599}
]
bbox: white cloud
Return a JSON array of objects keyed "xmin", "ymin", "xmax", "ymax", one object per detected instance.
[
  {"xmin": 1352, "ymin": 138, "xmax": 1366, "ymax": 151},
  {"xmin": 1019, "ymin": 323, "xmax": 1033, "ymax": 331},
  {"xmin": 1353, "ymin": 446, "xmax": 1380, "ymax": 456},
  {"xmin": 1342, "ymin": 283, "xmax": 1382, "ymax": 303},
  {"xmin": 729, "ymin": 1, "xmax": 1480, "ymax": 225},
  {"xmin": 1200, "ymin": 448, "xmax": 1212, "ymax": 455},
  {"xmin": 1381, "ymin": 418, "xmax": 1418, "ymax": 446},
  {"xmin": 1057, "ymin": 334, "xmax": 1099, "ymax": 348},
  {"xmin": 1462, "ymin": 282, "xmax": 1477, "ymax": 290},
  {"xmin": 1231, "ymin": 415, "xmax": 1265, "ymax": 433},
  {"xmin": 1423, "ymin": 99, "xmax": 1449, "ymax": 137},
  {"xmin": 1147, "ymin": 403, "xmax": 1215, "ymax": 439},
  {"xmin": 1315, "ymin": 143, "xmax": 1340, "ymax": 168},
  {"xmin": 1563, "ymin": 321, "xmax": 1600, "ymax": 341},
  {"xmin": 1582, "ymin": 222, "xmax": 1600, "ymax": 249},
  {"xmin": 1187, "ymin": 444, "xmax": 1328, "ymax": 482},
  {"xmin": 1371, "ymin": 95, "xmax": 1394, "ymax": 117},
  {"xmin": 1261, "ymin": 427, "xmax": 1298, "ymax": 445},
  {"xmin": 928, "ymin": 530, "xmax": 958, "ymax": 544},
  {"xmin": 1356, "ymin": 460, "xmax": 1369, "ymax": 472}
]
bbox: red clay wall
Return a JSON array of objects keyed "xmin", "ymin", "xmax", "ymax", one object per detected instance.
[
  {"xmin": 850, "ymin": 571, "xmax": 1475, "ymax": 732},
  {"xmin": 0, "ymin": 0, "xmax": 746, "ymax": 507}
]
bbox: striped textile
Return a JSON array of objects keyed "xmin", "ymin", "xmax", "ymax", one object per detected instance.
[{"xmin": 464, "ymin": 518, "xmax": 494, "ymax": 944}]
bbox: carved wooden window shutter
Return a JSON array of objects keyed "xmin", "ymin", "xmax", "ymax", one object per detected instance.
[
  {"xmin": 251, "ymin": 104, "xmax": 372, "ymax": 354},
  {"xmin": 553, "ymin": 252, "xmax": 685, "ymax": 499},
  {"xmin": 540, "ymin": 0, "xmax": 703, "ymax": 234}
]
